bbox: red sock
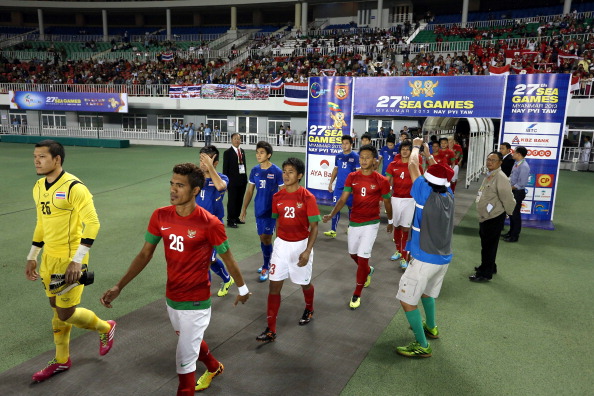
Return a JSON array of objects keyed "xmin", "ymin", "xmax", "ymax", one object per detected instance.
[
  {"xmin": 394, "ymin": 228, "xmax": 402, "ymax": 251},
  {"xmin": 198, "ymin": 340, "xmax": 219, "ymax": 372},
  {"xmin": 400, "ymin": 230, "xmax": 409, "ymax": 256},
  {"xmin": 303, "ymin": 285, "xmax": 314, "ymax": 311},
  {"xmin": 354, "ymin": 256, "xmax": 370, "ymax": 296},
  {"xmin": 177, "ymin": 372, "xmax": 195, "ymax": 396},
  {"xmin": 451, "ymin": 181, "xmax": 457, "ymax": 192},
  {"xmin": 267, "ymin": 294, "xmax": 281, "ymax": 333},
  {"xmin": 350, "ymin": 253, "xmax": 358, "ymax": 265}
]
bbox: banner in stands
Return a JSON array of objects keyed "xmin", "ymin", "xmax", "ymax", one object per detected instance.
[
  {"xmin": 235, "ymin": 84, "xmax": 271, "ymax": 100},
  {"xmin": 9, "ymin": 91, "xmax": 128, "ymax": 113},
  {"xmin": 352, "ymin": 76, "xmax": 506, "ymax": 117},
  {"xmin": 201, "ymin": 84, "xmax": 235, "ymax": 99},
  {"xmin": 499, "ymin": 73, "xmax": 570, "ymax": 229},
  {"xmin": 306, "ymin": 76, "xmax": 354, "ymax": 205},
  {"xmin": 169, "ymin": 85, "xmax": 201, "ymax": 98}
]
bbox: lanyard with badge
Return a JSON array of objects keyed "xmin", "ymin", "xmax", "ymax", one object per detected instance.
[{"xmin": 237, "ymin": 148, "xmax": 246, "ymax": 174}]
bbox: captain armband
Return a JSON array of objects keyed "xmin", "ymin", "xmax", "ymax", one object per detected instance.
[
  {"xmin": 27, "ymin": 245, "xmax": 42, "ymax": 261},
  {"xmin": 72, "ymin": 245, "xmax": 91, "ymax": 264}
]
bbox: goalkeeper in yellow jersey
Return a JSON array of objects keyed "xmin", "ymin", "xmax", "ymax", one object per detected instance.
[{"xmin": 25, "ymin": 140, "xmax": 116, "ymax": 382}]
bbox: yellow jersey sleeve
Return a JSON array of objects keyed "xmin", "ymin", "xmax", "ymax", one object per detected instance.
[
  {"xmin": 69, "ymin": 182, "xmax": 100, "ymax": 243},
  {"xmin": 32, "ymin": 180, "xmax": 45, "ymax": 246}
]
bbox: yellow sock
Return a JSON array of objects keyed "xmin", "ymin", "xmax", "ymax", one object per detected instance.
[
  {"xmin": 52, "ymin": 309, "xmax": 72, "ymax": 363},
  {"xmin": 65, "ymin": 307, "xmax": 110, "ymax": 333}
]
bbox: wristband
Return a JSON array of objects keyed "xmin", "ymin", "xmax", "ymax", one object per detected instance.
[
  {"xmin": 388, "ymin": 219, "xmax": 394, "ymax": 225},
  {"xmin": 238, "ymin": 284, "xmax": 249, "ymax": 296},
  {"xmin": 72, "ymin": 245, "xmax": 90, "ymax": 263},
  {"xmin": 27, "ymin": 245, "xmax": 42, "ymax": 261},
  {"xmin": 413, "ymin": 145, "xmax": 421, "ymax": 149}
]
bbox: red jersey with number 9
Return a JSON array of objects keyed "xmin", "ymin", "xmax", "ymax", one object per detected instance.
[{"xmin": 344, "ymin": 171, "xmax": 391, "ymax": 224}]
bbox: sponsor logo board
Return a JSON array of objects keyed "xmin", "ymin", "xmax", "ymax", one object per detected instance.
[{"xmin": 504, "ymin": 122, "xmax": 561, "ymax": 135}]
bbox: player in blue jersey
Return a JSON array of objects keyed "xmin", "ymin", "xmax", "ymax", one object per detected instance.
[
  {"xmin": 379, "ymin": 135, "xmax": 399, "ymax": 176},
  {"xmin": 240, "ymin": 141, "xmax": 284, "ymax": 282},
  {"xmin": 196, "ymin": 145, "xmax": 235, "ymax": 297},
  {"xmin": 325, "ymin": 135, "xmax": 359, "ymax": 238}
]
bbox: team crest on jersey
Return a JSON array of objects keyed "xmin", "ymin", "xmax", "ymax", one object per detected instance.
[
  {"xmin": 55, "ymin": 192, "xmax": 66, "ymax": 199},
  {"xmin": 371, "ymin": 184, "xmax": 376, "ymax": 189},
  {"xmin": 187, "ymin": 229, "xmax": 197, "ymax": 239},
  {"xmin": 267, "ymin": 173, "xmax": 275, "ymax": 179},
  {"xmin": 296, "ymin": 202, "xmax": 303, "ymax": 208},
  {"xmin": 208, "ymin": 181, "xmax": 214, "ymax": 186},
  {"xmin": 348, "ymin": 158, "xmax": 354, "ymax": 162}
]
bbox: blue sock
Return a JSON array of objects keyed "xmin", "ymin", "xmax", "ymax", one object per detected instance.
[
  {"xmin": 331, "ymin": 211, "xmax": 341, "ymax": 232},
  {"xmin": 210, "ymin": 258, "xmax": 230, "ymax": 283},
  {"xmin": 405, "ymin": 309, "xmax": 428, "ymax": 348},
  {"xmin": 261, "ymin": 242, "xmax": 273, "ymax": 271}
]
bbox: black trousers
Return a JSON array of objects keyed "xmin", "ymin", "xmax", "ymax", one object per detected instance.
[
  {"xmin": 509, "ymin": 189, "xmax": 526, "ymax": 238},
  {"xmin": 477, "ymin": 212, "xmax": 506, "ymax": 278},
  {"xmin": 227, "ymin": 183, "xmax": 247, "ymax": 223}
]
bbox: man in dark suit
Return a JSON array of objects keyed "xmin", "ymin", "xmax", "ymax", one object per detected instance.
[
  {"xmin": 499, "ymin": 142, "xmax": 514, "ymax": 177},
  {"xmin": 223, "ymin": 133, "xmax": 248, "ymax": 228}
]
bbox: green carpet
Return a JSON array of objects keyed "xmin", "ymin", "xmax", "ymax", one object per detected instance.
[{"xmin": 342, "ymin": 170, "xmax": 594, "ymax": 395}]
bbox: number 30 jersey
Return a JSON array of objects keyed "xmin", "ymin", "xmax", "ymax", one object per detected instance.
[
  {"xmin": 271, "ymin": 186, "xmax": 322, "ymax": 242},
  {"xmin": 146, "ymin": 205, "xmax": 229, "ymax": 302}
]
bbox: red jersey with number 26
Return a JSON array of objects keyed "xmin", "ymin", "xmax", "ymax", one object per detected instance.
[
  {"xmin": 146, "ymin": 205, "xmax": 228, "ymax": 302},
  {"xmin": 386, "ymin": 154, "xmax": 423, "ymax": 198},
  {"xmin": 272, "ymin": 186, "xmax": 322, "ymax": 241},
  {"xmin": 344, "ymin": 171, "xmax": 391, "ymax": 225}
]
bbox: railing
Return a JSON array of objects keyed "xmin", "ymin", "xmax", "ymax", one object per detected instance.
[
  {"xmin": 427, "ymin": 10, "xmax": 594, "ymax": 30},
  {"xmin": 465, "ymin": 129, "xmax": 493, "ymax": 188}
]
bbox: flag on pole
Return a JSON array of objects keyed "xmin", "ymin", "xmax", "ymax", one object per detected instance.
[{"xmin": 283, "ymin": 83, "xmax": 308, "ymax": 106}]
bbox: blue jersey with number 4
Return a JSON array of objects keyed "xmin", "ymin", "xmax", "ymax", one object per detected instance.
[
  {"xmin": 195, "ymin": 173, "xmax": 229, "ymax": 221},
  {"xmin": 335, "ymin": 151, "xmax": 359, "ymax": 189},
  {"xmin": 249, "ymin": 163, "xmax": 284, "ymax": 218}
]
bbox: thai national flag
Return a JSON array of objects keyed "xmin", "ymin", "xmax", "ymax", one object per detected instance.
[
  {"xmin": 270, "ymin": 77, "xmax": 284, "ymax": 89},
  {"xmin": 283, "ymin": 83, "xmax": 308, "ymax": 106},
  {"xmin": 161, "ymin": 52, "xmax": 174, "ymax": 62},
  {"xmin": 169, "ymin": 85, "xmax": 184, "ymax": 98},
  {"xmin": 55, "ymin": 192, "xmax": 66, "ymax": 199},
  {"xmin": 236, "ymin": 83, "xmax": 247, "ymax": 92}
]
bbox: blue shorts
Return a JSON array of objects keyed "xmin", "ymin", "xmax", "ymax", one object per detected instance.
[
  {"xmin": 256, "ymin": 217, "xmax": 276, "ymax": 235},
  {"xmin": 333, "ymin": 187, "xmax": 353, "ymax": 208}
]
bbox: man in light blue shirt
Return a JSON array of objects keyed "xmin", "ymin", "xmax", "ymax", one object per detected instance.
[
  {"xmin": 204, "ymin": 125, "xmax": 212, "ymax": 146},
  {"xmin": 504, "ymin": 146, "xmax": 530, "ymax": 243}
]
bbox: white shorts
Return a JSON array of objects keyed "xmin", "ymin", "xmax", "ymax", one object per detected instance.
[
  {"xmin": 396, "ymin": 258, "xmax": 449, "ymax": 305},
  {"xmin": 167, "ymin": 304, "xmax": 211, "ymax": 374},
  {"xmin": 269, "ymin": 237, "xmax": 313, "ymax": 285},
  {"xmin": 452, "ymin": 164, "xmax": 459, "ymax": 182},
  {"xmin": 348, "ymin": 222, "xmax": 379, "ymax": 258},
  {"xmin": 391, "ymin": 197, "xmax": 415, "ymax": 228}
]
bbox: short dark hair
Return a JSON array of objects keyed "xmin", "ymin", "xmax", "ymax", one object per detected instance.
[
  {"xmin": 35, "ymin": 140, "xmax": 65, "ymax": 165},
  {"xmin": 341, "ymin": 135, "xmax": 353, "ymax": 143},
  {"xmin": 200, "ymin": 145, "xmax": 220, "ymax": 163},
  {"xmin": 231, "ymin": 132, "xmax": 241, "ymax": 139},
  {"xmin": 501, "ymin": 142, "xmax": 511, "ymax": 150},
  {"xmin": 399, "ymin": 139, "xmax": 413, "ymax": 152},
  {"xmin": 489, "ymin": 151, "xmax": 503, "ymax": 161},
  {"xmin": 439, "ymin": 137, "xmax": 448, "ymax": 144},
  {"xmin": 386, "ymin": 135, "xmax": 396, "ymax": 144},
  {"xmin": 515, "ymin": 146, "xmax": 528, "ymax": 157},
  {"xmin": 359, "ymin": 143, "xmax": 378, "ymax": 158},
  {"xmin": 256, "ymin": 141, "xmax": 273, "ymax": 156},
  {"xmin": 361, "ymin": 133, "xmax": 372, "ymax": 141},
  {"xmin": 432, "ymin": 141, "xmax": 440, "ymax": 146},
  {"xmin": 282, "ymin": 157, "xmax": 305, "ymax": 181},
  {"xmin": 173, "ymin": 162, "xmax": 204, "ymax": 190}
]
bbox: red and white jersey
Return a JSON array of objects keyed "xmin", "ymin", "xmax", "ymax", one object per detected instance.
[
  {"xmin": 146, "ymin": 205, "xmax": 228, "ymax": 302},
  {"xmin": 386, "ymin": 154, "xmax": 423, "ymax": 198},
  {"xmin": 452, "ymin": 143, "xmax": 463, "ymax": 165},
  {"xmin": 272, "ymin": 186, "xmax": 322, "ymax": 242},
  {"xmin": 434, "ymin": 149, "xmax": 456, "ymax": 167},
  {"xmin": 344, "ymin": 171, "xmax": 391, "ymax": 225}
]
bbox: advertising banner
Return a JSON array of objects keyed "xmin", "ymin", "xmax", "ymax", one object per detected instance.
[
  {"xmin": 499, "ymin": 73, "xmax": 571, "ymax": 229},
  {"xmin": 353, "ymin": 76, "xmax": 506, "ymax": 118},
  {"xmin": 9, "ymin": 91, "xmax": 128, "ymax": 113},
  {"xmin": 306, "ymin": 76, "xmax": 354, "ymax": 205}
]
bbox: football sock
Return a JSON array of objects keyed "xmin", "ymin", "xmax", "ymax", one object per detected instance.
[
  {"xmin": 177, "ymin": 372, "xmax": 195, "ymax": 396},
  {"xmin": 267, "ymin": 293, "xmax": 281, "ymax": 333},
  {"xmin": 52, "ymin": 309, "xmax": 71, "ymax": 363},
  {"xmin": 350, "ymin": 253, "xmax": 358, "ymax": 265},
  {"xmin": 64, "ymin": 307, "xmax": 110, "ymax": 333},
  {"xmin": 400, "ymin": 231, "xmax": 409, "ymax": 260},
  {"xmin": 198, "ymin": 340, "xmax": 220, "ymax": 372},
  {"xmin": 394, "ymin": 228, "xmax": 402, "ymax": 251},
  {"xmin": 331, "ymin": 211, "xmax": 341, "ymax": 232},
  {"xmin": 405, "ymin": 309, "xmax": 428, "ymax": 348},
  {"xmin": 261, "ymin": 242, "xmax": 273, "ymax": 271},
  {"xmin": 210, "ymin": 258, "xmax": 231, "ymax": 283},
  {"xmin": 421, "ymin": 296, "xmax": 436, "ymax": 329},
  {"xmin": 354, "ymin": 256, "xmax": 369, "ymax": 296},
  {"xmin": 302, "ymin": 285, "xmax": 314, "ymax": 311}
]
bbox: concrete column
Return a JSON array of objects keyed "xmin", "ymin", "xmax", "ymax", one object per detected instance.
[
  {"xmin": 301, "ymin": 2, "xmax": 308, "ymax": 33},
  {"xmin": 563, "ymin": 0, "xmax": 572, "ymax": 15},
  {"xmin": 37, "ymin": 9, "xmax": 44, "ymax": 40},
  {"xmin": 461, "ymin": 0, "xmax": 469, "ymax": 27},
  {"xmin": 230, "ymin": 6, "xmax": 237, "ymax": 30},
  {"xmin": 377, "ymin": 0, "xmax": 383, "ymax": 29},
  {"xmin": 102, "ymin": 9, "xmax": 108, "ymax": 42},
  {"xmin": 166, "ymin": 8, "xmax": 171, "ymax": 40},
  {"xmin": 294, "ymin": 2, "xmax": 301, "ymax": 30}
]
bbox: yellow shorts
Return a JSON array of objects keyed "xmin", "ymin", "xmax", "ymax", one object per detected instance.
[{"xmin": 39, "ymin": 253, "xmax": 88, "ymax": 308}]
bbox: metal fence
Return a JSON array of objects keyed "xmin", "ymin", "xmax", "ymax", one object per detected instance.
[
  {"xmin": 465, "ymin": 129, "xmax": 494, "ymax": 188},
  {"xmin": 426, "ymin": 11, "xmax": 594, "ymax": 30}
]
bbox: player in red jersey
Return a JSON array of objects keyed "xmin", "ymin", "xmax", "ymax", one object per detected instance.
[
  {"xmin": 385, "ymin": 140, "xmax": 424, "ymax": 270},
  {"xmin": 433, "ymin": 138, "xmax": 456, "ymax": 169},
  {"xmin": 323, "ymin": 144, "xmax": 393, "ymax": 310},
  {"xmin": 101, "ymin": 163, "xmax": 250, "ymax": 396},
  {"xmin": 448, "ymin": 136, "xmax": 463, "ymax": 191},
  {"xmin": 256, "ymin": 158, "xmax": 322, "ymax": 343}
]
